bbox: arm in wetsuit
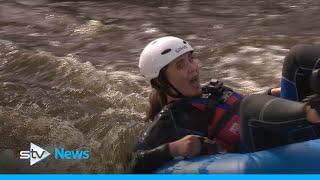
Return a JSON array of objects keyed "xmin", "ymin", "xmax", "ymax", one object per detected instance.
[
  {"xmin": 129, "ymin": 107, "xmax": 178, "ymax": 173},
  {"xmin": 129, "ymin": 99, "xmax": 211, "ymax": 173}
]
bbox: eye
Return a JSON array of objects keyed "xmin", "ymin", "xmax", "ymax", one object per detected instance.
[
  {"xmin": 188, "ymin": 54, "xmax": 194, "ymax": 63},
  {"xmin": 177, "ymin": 62, "xmax": 184, "ymax": 69},
  {"xmin": 176, "ymin": 60, "xmax": 185, "ymax": 70}
]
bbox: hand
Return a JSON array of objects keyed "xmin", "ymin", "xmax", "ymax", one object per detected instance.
[
  {"xmin": 169, "ymin": 135, "xmax": 202, "ymax": 157},
  {"xmin": 304, "ymin": 94, "xmax": 320, "ymax": 123},
  {"xmin": 271, "ymin": 88, "xmax": 281, "ymax": 97},
  {"xmin": 306, "ymin": 105, "xmax": 320, "ymax": 123}
]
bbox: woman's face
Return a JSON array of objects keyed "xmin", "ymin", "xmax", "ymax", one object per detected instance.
[{"xmin": 165, "ymin": 52, "xmax": 201, "ymax": 97}]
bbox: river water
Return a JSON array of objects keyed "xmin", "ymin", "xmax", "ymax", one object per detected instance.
[{"xmin": 0, "ymin": 0, "xmax": 320, "ymax": 173}]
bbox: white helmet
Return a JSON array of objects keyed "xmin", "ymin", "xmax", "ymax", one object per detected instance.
[{"xmin": 139, "ymin": 36, "xmax": 194, "ymax": 85}]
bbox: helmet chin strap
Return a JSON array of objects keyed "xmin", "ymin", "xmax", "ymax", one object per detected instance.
[
  {"xmin": 163, "ymin": 82, "xmax": 202, "ymax": 99},
  {"xmin": 151, "ymin": 69, "xmax": 202, "ymax": 99},
  {"xmin": 164, "ymin": 81, "xmax": 187, "ymax": 99},
  {"xmin": 151, "ymin": 76, "xmax": 187, "ymax": 99}
]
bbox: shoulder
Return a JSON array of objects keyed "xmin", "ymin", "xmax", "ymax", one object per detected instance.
[
  {"xmin": 150, "ymin": 106, "xmax": 173, "ymax": 128},
  {"xmin": 134, "ymin": 106, "xmax": 178, "ymax": 151}
]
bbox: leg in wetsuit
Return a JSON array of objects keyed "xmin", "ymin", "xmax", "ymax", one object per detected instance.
[
  {"xmin": 240, "ymin": 94, "xmax": 320, "ymax": 152},
  {"xmin": 241, "ymin": 44, "xmax": 320, "ymax": 153}
]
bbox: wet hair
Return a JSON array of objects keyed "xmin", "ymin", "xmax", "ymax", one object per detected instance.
[
  {"xmin": 145, "ymin": 66, "xmax": 169, "ymax": 121},
  {"xmin": 145, "ymin": 88, "xmax": 167, "ymax": 121}
]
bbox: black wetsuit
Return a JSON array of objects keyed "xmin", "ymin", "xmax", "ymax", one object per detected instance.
[
  {"xmin": 130, "ymin": 44, "xmax": 320, "ymax": 174},
  {"xmin": 130, "ymin": 99, "xmax": 213, "ymax": 173},
  {"xmin": 240, "ymin": 94, "xmax": 320, "ymax": 153},
  {"xmin": 281, "ymin": 44, "xmax": 320, "ymax": 101}
]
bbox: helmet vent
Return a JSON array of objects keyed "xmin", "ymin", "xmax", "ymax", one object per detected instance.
[
  {"xmin": 161, "ymin": 49, "xmax": 171, "ymax": 55},
  {"xmin": 183, "ymin": 41, "xmax": 187, "ymax": 44},
  {"xmin": 151, "ymin": 40, "xmax": 158, "ymax": 45}
]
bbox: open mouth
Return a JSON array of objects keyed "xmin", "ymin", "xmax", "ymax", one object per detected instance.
[{"xmin": 189, "ymin": 74, "xmax": 200, "ymax": 88}]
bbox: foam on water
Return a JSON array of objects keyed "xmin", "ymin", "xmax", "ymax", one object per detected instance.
[
  {"xmin": 0, "ymin": 0, "xmax": 320, "ymax": 174},
  {"xmin": 0, "ymin": 39, "xmax": 147, "ymax": 173}
]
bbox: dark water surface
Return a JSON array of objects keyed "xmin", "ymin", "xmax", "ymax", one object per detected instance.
[{"xmin": 1, "ymin": 0, "xmax": 320, "ymax": 173}]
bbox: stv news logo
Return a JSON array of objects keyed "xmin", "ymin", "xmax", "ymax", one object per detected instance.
[
  {"xmin": 20, "ymin": 143, "xmax": 50, "ymax": 166},
  {"xmin": 20, "ymin": 142, "xmax": 90, "ymax": 166}
]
